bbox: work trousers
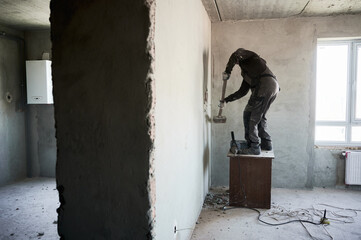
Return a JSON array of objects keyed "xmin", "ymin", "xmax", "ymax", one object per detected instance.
[{"xmin": 243, "ymin": 77, "xmax": 279, "ymax": 147}]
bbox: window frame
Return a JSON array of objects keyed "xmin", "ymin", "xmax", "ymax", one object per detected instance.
[{"xmin": 315, "ymin": 39, "xmax": 361, "ymax": 146}]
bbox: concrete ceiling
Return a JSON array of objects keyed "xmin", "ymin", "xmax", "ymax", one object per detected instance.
[
  {"xmin": 0, "ymin": 0, "xmax": 50, "ymax": 30},
  {"xmin": 202, "ymin": 0, "xmax": 361, "ymax": 22},
  {"xmin": 1, "ymin": 0, "xmax": 360, "ymax": 30}
]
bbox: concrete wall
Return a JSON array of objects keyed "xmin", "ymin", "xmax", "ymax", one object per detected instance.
[
  {"xmin": 211, "ymin": 14, "xmax": 361, "ymax": 188},
  {"xmin": 0, "ymin": 28, "xmax": 55, "ymax": 186},
  {"xmin": 25, "ymin": 30, "xmax": 56, "ymax": 178},
  {"xmin": 0, "ymin": 25, "xmax": 27, "ymax": 186},
  {"xmin": 154, "ymin": 0, "xmax": 212, "ymax": 239},
  {"xmin": 51, "ymin": 0, "xmax": 154, "ymax": 238},
  {"xmin": 314, "ymin": 148, "xmax": 344, "ymax": 187}
]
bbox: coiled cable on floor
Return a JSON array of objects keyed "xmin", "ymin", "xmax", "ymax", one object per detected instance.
[{"xmin": 223, "ymin": 205, "xmax": 323, "ymax": 226}]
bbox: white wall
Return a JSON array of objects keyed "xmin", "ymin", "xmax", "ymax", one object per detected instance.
[
  {"xmin": 154, "ymin": 0, "xmax": 211, "ymax": 239},
  {"xmin": 211, "ymin": 14, "xmax": 361, "ymax": 188}
]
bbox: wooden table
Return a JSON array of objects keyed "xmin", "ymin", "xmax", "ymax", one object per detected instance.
[{"xmin": 228, "ymin": 150, "xmax": 274, "ymax": 209}]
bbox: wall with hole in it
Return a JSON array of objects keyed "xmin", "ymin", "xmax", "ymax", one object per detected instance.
[{"xmin": 0, "ymin": 25, "xmax": 27, "ymax": 186}]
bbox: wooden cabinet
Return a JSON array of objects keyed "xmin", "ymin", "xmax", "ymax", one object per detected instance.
[{"xmin": 228, "ymin": 151, "xmax": 274, "ymax": 209}]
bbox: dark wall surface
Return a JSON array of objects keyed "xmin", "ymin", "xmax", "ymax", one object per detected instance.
[{"xmin": 51, "ymin": 0, "xmax": 153, "ymax": 239}]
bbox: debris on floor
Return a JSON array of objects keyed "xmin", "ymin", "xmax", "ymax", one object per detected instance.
[
  {"xmin": 203, "ymin": 187, "xmax": 229, "ymax": 209},
  {"xmin": 0, "ymin": 178, "xmax": 59, "ymax": 240},
  {"xmin": 192, "ymin": 188, "xmax": 361, "ymax": 240}
]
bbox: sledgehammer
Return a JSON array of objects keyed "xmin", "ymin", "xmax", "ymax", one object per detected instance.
[{"xmin": 213, "ymin": 79, "xmax": 227, "ymax": 123}]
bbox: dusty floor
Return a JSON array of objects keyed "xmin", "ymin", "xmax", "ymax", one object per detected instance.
[
  {"xmin": 0, "ymin": 178, "xmax": 59, "ymax": 240},
  {"xmin": 1, "ymin": 179, "xmax": 361, "ymax": 240},
  {"xmin": 191, "ymin": 187, "xmax": 361, "ymax": 240}
]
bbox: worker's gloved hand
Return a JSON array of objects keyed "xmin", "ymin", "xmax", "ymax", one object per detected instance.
[
  {"xmin": 219, "ymin": 100, "xmax": 225, "ymax": 108},
  {"xmin": 222, "ymin": 72, "xmax": 230, "ymax": 81},
  {"xmin": 223, "ymin": 96, "xmax": 231, "ymax": 103}
]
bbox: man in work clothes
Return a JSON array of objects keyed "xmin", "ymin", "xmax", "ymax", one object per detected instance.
[{"xmin": 221, "ymin": 48, "xmax": 279, "ymax": 155}]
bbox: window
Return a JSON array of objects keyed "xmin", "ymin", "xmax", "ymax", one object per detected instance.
[{"xmin": 315, "ymin": 39, "xmax": 361, "ymax": 146}]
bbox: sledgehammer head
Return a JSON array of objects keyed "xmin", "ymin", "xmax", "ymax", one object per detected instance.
[{"xmin": 213, "ymin": 115, "xmax": 227, "ymax": 123}]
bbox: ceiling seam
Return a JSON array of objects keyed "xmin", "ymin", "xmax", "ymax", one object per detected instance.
[
  {"xmin": 295, "ymin": 0, "xmax": 311, "ymax": 16},
  {"xmin": 213, "ymin": 0, "xmax": 222, "ymax": 21}
]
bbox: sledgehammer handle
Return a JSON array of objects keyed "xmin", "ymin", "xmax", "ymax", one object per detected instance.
[
  {"xmin": 217, "ymin": 107, "xmax": 223, "ymax": 117},
  {"xmin": 217, "ymin": 80, "xmax": 227, "ymax": 116},
  {"xmin": 221, "ymin": 79, "xmax": 228, "ymax": 101}
]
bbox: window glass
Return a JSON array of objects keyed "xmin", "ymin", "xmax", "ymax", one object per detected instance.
[
  {"xmin": 316, "ymin": 45, "xmax": 348, "ymax": 121},
  {"xmin": 351, "ymin": 126, "xmax": 361, "ymax": 142},
  {"xmin": 356, "ymin": 46, "xmax": 361, "ymax": 119},
  {"xmin": 315, "ymin": 126, "xmax": 346, "ymax": 142}
]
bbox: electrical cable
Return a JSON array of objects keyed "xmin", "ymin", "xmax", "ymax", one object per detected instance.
[
  {"xmin": 316, "ymin": 203, "xmax": 361, "ymax": 212},
  {"xmin": 223, "ymin": 155, "xmax": 323, "ymax": 226},
  {"xmin": 216, "ymin": 134, "xmax": 356, "ymax": 238},
  {"xmin": 176, "ymin": 227, "xmax": 194, "ymax": 232},
  {"xmin": 311, "ymin": 203, "xmax": 359, "ymax": 224},
  {"xmin": 208, "ymin": 189, "xmax": 360, "ymax": 240},
  {"xmin": 221, "ymin": 201, "xmax": 361, "ymax": 239},
  {"xmin": 223, "ymin": 204, "xmax": 323, "ymax": 226}
]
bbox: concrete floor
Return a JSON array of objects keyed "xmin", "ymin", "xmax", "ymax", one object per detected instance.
[
  {"xmin": 191, "ymin": 187, "xmax": 361, "ymax": 240},
  {"xmin": 0, "ymin": 178, "xmax": 59, "ymax": 240},
  {"xmin": 1, "ymin": 179, "xmax": 361, "ymax": 240}
]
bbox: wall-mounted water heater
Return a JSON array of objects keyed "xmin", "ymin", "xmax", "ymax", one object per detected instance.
[{"xmin": 26, "ymin": 60, "xmax": 53, "ymax": 104}]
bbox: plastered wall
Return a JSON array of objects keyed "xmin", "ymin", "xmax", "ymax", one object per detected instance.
[
  {"xmin": 0, "ymin": 28, "xmax": 55, "ymax": 186},
  {"xmin": 211, "ymin": 14, "xmax": 361, "ymax": 188},
  {"xmin": 25, "ymin": 30, "xmax": 56, "ymax": 178},
  {"xmin": 51, "ymin": 0, "xmax": 153, "ymax": 238},
  {"xmin": 154, "ymin": 0, "xmax": 212, "ymax": 239},
  {"xmin": 0, "ymin": 25, "xmax": 27, "ymax": 186}
]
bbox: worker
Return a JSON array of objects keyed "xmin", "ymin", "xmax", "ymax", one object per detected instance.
[{"xmin": 221, "ymin": 48, "xmax": 279, "ymax": 155}]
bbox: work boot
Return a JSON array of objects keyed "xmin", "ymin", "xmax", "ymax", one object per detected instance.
[
  {"xmin": 261, "ymin": 139, "xmax": 272, "ymax": 151},
  {"xmin": 238, "ymin": 145, "xmax": 261, "ymax": 155}
]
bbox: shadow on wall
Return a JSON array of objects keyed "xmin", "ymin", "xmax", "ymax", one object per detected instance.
[{"xmin": 203, "ymin": 50, "xmax": 211, "ymax": 191}]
